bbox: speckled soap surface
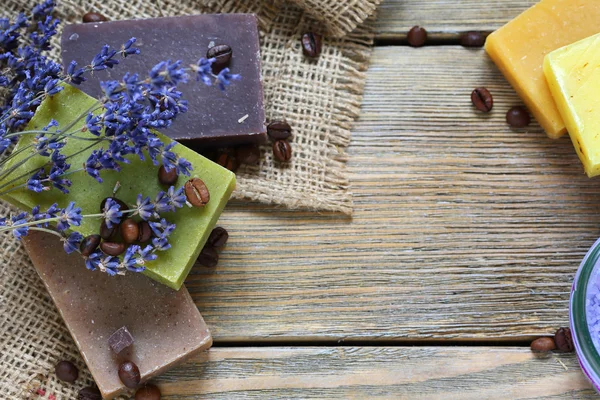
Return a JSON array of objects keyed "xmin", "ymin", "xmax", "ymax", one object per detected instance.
[
  {"xmin": 61, "ymin": 14, "xmax": 266, "ymax": 148},
  {"xmin": 24, "ymin": 231, "xmax": 212, "ymax": 399}
]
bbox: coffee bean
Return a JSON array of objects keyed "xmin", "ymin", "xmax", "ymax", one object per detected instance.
[
  {"xmin": 138, "ymin": 221, "xmax": 152, "ymax": 243},
  {"xmin": 530, "ymin": 337, "xmax": 556, "ymax": 352},
  {"xmin": 78, "ymin": 386, "xmax": 102, "ymax": 400},
  {"xmin": 100, "ymin": 241, "xmax": 126, "ymax": 256},
  {"xmin": 100, "ymin": 197, "xmax": 128, "ymax": 214},
  {"xmin": 198, "ymin": 246, "xmax": 219, "ymax": 267},
  {"xmin": 460, "ymin": 31, "xmax": 486, "ymax": 48},
  {"xmin": 80, "ymin": 234, "xmax": 101, "ymax": 257},
  {"xmin": 471, "ymin": 88, "xmax": 493, "ymax": 112},
  {"xmin": 207, "ymin": 227, "xmax": 229, "ymax": 248},
  {"xmin": 407, "ymin": 26, "xmax": 427, "ymax": 47},
  {"xmin": 118, "ymin": 361, "xmax": 141, "ymax": 388},
  {"xmin": 121, "ymin": 219, "xmax": 139, "ymax": 244},
  {"xmin": 301, "ymin": 32, "xmax": 322, "ymax": 58},
  {"xmin": 555, "ymin": 327, "xmax": 574, "ymax": 352},
  {"xmin": 99, "ymin": 220, "xmax": 118, "ymax": 240},
  {"xmin": 135, "ymin": 384, "xmax": 162, "ymax": 400},
  {"xmin": 216, "ymin": 153, "xmax": 238, "ymax": 172},
  {"xmin": 184, "ymin": 178, "xmax": 210, "ymax": 207},
  {"xmin": 506, "ymin": 106, "xmax": 531, "ymax": 128},
  {"xmin": 82, "ymin": 12, "xmax": 107, "ymax": 23},
  {"xmin": 235, "ymin": 144, "xmax": 260, "ymax": 165},
  {"xmin": 273, "ymin": 140, "xmax": 292, "ymax": 162},
  {"xmin": 207, "ymin": 44, "xmax": 233, "ymax": 71},
  {"xmin": 55, "ymin": 360, "xmax": 79, "ymax": 383},
  {"xmin": 158, "ymin": 165, "xmax": 178, "ymax": 186},
  {"xmin": 267, "ymin": 121, "xmax": 292, "ymax": 140}
]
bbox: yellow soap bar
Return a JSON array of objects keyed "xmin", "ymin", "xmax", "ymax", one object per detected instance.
[
  {"xmin": 485, "ymin": 0, "xmax": 600, "ymax": 139},
  {"xmin": 544, "ymin": 33, "xmax": 600, "ymax": 177}
]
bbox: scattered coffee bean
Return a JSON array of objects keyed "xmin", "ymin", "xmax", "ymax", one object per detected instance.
[
  {"xmin": 198, "ymin": 246, "xmax": 219, "ymax": 267},
  {"xmin": 555, "ymin": 327, "xmax": 574, "ymax": 352},
  {"xmin": 530, "ymin": 337, "xmax": 556, "ymax": 352},
  {"xmin": 55, "ymin": 360, "xmax": 79, "ymax": 383},
  {"xmin": 301, "ymin": 32, "xmax": 322, "ymax": 58},
  {"xmin": 109, "ymin": 326, "xmax": 135, "ymax": 354},
  {"xmin": 460, "ymin": 31, "xmax": 486, "ymax": 48},
  {"xmin": 138, "ymin": 221, "xmax": 152, "ymax": 243},
  {"xmin": 82, "ymin": 12, "xmax": 107, "ymax": 23},
  {"xmin": 235, "ymin": 144, "xmax": 260, "ymax": 165},
  {"xmin": 207, "ymin": 227, "xmax": 229, "ymax": 248},
  {"xmin": 100, "ymin": 241, "xmax": 126, "ymax": 256},
  {"xmin": 216, "ymin": 152, "xmax": 238, "ymax": 172},
  {"xmin": 207, "ymin": 44, "xmax": 233, "ymax": 71},
  {"xmin": 80, "ymin": 234, "xmax": 101, "ymax": 257},
  {"xmin": 407, "ymin": 26, "xmax": 427, "ymax": 47},
  {"xmin": 267, "ymin": 121, "xmax": 292, "ymax": 140},
  {"xmin": 99, "ymin": 220, "xmax": 117, "ymax": 240},
  {"xmin": 121, "ymin": 218, "xmax": 140, "ymax": 244},
  {"xmin": 184, "ymin": 178, "xmax": 210, "ymax": 207},
  {"xmin": 78, "ymin": 386, "xmax": 102, "ymax": 400},
  {"xmin": 100, "ymin": 197, "xmax": 128, "ymax": 214},
  {"xmin": 158, "ymin": 165, "xmax": 178, "ymax": 186},
  {"xmin": 118, "ymin": 361, "xmax": 141, "ymax": 388},
  {"xmin": 273, "ymin": 140, "xmax": 292, "ymax": 162},
  {"xmin": 471, "ymin": 87, "xmax": 493, "ymax": 112},
  {"xmin": 506, "ymin": 106, "xmax": 531, "ymax": 128},
  {"xmin": 135, "ymin": 384, "xmax": 162, "ymax": 400}
]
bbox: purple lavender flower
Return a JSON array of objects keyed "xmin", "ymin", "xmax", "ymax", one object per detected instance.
[
  {"xmin": 195, "ymin": 57, "xmax": 215, "ymax": 85},
  {"xmin": 122, "ymin": 245, "xmax": 146, "ymax": 273},
  {"xmin": 216, "ymin": 68, "xmax": 241, "ymax": 91},
  {"xmin": 56, "ymin": 201, "xmax": 82, "ymax": 231},
  {"xmin": 66, "ymin": 60, "xmax": 86, "ymax": 85},
  {"xmin": 102, "ymin": 198, "xmax": 123, "ymax": 229},
  {"xmin": 26, "ymin": 169, "xmax": 46, "ymax": 193},
  {"xmin": 10, "ymin": 212, "xmax": 29, "ymax": 239},
  {"xmin": 62, "ymin": 231, "xmax": 83, "ymax": 254},
  {"xmin": 120, "ymin": 37, "xmax": 140, "ymax": 58},
  {"xmin": 85, "ymin": 250, "xmax": 102, "ymax": 271},
  {"xmin": 135, "ymin": 194, "xmax": 154, "ymax": 221},
  {"xmin": 90, "ymin": 44, "xmax": 119, "ymax": 72},
  {"xmin": 99, "ymin": 255, "xmax": 121, "ymax": 276}
]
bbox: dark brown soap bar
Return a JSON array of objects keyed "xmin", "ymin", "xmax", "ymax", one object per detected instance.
[
  {"xmin": 61, "ymin": 14, "xmax": 266, "ymax": 148},
  {"xmin": 23, "ymin": 232, "xmax": 212, "ymax": 399}
]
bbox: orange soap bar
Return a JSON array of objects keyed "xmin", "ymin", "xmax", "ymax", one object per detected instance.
[{"xmin": 485, "ymin": 0, "xmax": 600, "ymax": 138}]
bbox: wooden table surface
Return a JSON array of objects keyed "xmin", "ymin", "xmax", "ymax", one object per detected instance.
[{"xmin": 158, "ymin": 1, "xmax": 600, "ymax": 398}]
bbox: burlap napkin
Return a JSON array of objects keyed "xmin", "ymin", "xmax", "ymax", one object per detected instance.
[{"xmin": 0, "ymin": 0, "xmax": 377, "ymax": 398}]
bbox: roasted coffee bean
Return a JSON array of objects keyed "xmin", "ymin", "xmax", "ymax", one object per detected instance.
[
  {"xmin": 530, "ymin": 337, "xmax": 556, "ymax": 352},
  {"xmin": 55, "ymin": 360, "xmax": 79, "ymax": 383},
  {"xmin": 555, "ymin": 327, "xmax": 574, "ymax": 352},
  {"xmin": 118, "ymin": 361, "xmax": 141, "ymax": 388},
  {"xmin": 82, "ymin": 12, "xmax": 107, "ymax": 23},
  {"xmin": 506, "ymin": 106, "xmax": 531, "ymax": 128},
  {"xmin": 460, "ymin": 31, "xmax": 486, "ymax": 47},
  {"xmin": 100, "ymin": 197, "xmax": 128, "ymax": 213},
  {"xmin": 184, "ymin": 178, "xmax": 210, "ymax": 207},
  {"xmin": 100, "ymin": 241, "xmax": 126, "ymax": 256},
  {"xmin": 198, "ymin": 246, "xmax": 219, "ymax": 267},
  {"xmin": 158, "ymin": 165, "xmax": 178, "ymax": 186},
  {"xmin": 135, "ymin": 384, "xmax": 162, "ymax": 400},
  {"xmin": 138, "ymin": 221, "xmax": 152, "ymax": 243},
  {"xmin": 471, "ymin": 87, "xmax": 493, "ymax": 112},
  {"xmin": 267, "ymin": 121, "xmax": 292, "ymax": 140},
  {"xmin": 207, "ymin": 227, "xmax": 229, "ymax": 248},
  {"xmin": 207, "ymin": 44, "xmax": 233, "ymax": 71},
  {"xmin": 99, "ymin": 220, "xmax": 118, "ymax": 240},
  {"xmin": 273, "ymin": 140, "xmax": 292, "ymax": 162},
  {"xmin": 80, "ymin": 234, "xmax": 101, "ymax": 257},
  {"xmin": 301, "ymin": 32, "xmax": 322, "ymax": 58},
  {"xmin": 78, "ymin": 386, "xmax": 102, "ymax": 400},
  {"xmin": 235, "ymin": 144, "xmax": 260, "ymax": 165},
  {"xmin": 121, "ymin": 219, "xmax": 139, "ymax": 244},
  {"xmin": 216, "ymin": 153, "xmax": 238, "ymax": 172},
  {"xmin": 407, "ymin": 26, "xmax": 427, "ymax": 47}
]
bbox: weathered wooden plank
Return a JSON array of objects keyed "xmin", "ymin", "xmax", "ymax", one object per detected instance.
[
  {"xmin": 375, "ymin": 0, "xmax": 536, "ymax": 40},
  {"xmin": 155, "ymin": 347, "xmax": 595, "ymax": 399},
  {"xmin": 187, "ymin": 47, "xmax": 600, "ymax": 342}
]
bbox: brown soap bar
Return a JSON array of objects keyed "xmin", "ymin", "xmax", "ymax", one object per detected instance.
[
  {"xmin": 61, "ymin": 14, "xmax": 266, "ymax": 148},
  {"xmin": 23, "ymin": 232, "xmax": 212, "ymax": 399}
]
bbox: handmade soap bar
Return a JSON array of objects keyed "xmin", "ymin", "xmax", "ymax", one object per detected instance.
[
  {"xmin": 61, "ymin": 14, "xmax": 266, "ymax": 147},
  {"xmin": 23, "ymin": 231, "xmax": 212, "ymax": 399},
  {"xmin": 544, "ymin": 33, "xmax": 600, "ymax": 177},
  {"xmin": 485, "ymin": 0, "xmax": 600, "ymax": 138},
  {"xmin": 0, "ymin": 85, "xmax": 236, "ymax": 290}
]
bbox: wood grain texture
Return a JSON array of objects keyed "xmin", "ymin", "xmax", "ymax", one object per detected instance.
[
  {"xmin": 375, "ymin": 0, "xmax": 537, "ymax": 40},
  {"xmin": 185, "ymin": 47, "xmax": 600, "ymax": 342},
  {"xmin": 154, "ymin": 347, "xmax": 595, "ymax": 399}
]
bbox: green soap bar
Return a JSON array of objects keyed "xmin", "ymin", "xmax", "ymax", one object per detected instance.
[{"xmin": 0, "ymin": 85, "xmax": 236, "ymax": 290}]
